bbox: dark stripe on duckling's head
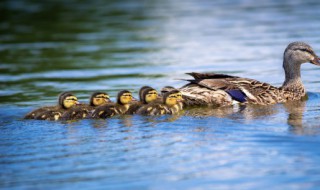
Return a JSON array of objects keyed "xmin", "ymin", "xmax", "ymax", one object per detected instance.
[
  {"xmin": 117, "ymin": 90, "xmax": 133, "ymax": 105},
  {"xmin": 58, "ymin": 92, "xmax": 74, "ymax": 107},
  {"xmin": 142, "ymin": 88, "xmax": 158, "ymax": 104},
  {"xmin": 160, "ymin": 86, "xmax": 176, "ymax": 96},
  {"xmin": 139, "ymin": 86, "xmax": 152, "ymax": 101},
  {"xmin": 90, "ymin": 92, "xmax": 110, "ymax": 106}
]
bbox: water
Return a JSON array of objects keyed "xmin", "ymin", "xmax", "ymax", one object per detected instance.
[{"xmin": 1, "ymin": 0, "xmax": 320, "ymax": 189}]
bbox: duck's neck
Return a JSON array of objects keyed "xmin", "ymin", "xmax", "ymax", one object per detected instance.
[{"xmin": 282, "ymin": 59, "xmax": 304, "ymax": 92}]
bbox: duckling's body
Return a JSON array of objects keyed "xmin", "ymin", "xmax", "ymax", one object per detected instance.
[
  {"xmin": 24, "ymin": 106, "xmax": 60, "ymax": 119},
  {"xmin": 25, "ymin": 92, "xmax": 80, "ymax": 120},
  {"xmin": 127, "ymin": 87, "xmax": 158, "ymax": 114},
  {"xmin": 60, "ymin": 92, "xmax": 111, "ymax": 120},
  {"xmin": 137, "ymin": 90, "xmax": 184, "ymax": 116},
  {"xmin": 92, "ymin": 90, "xmax": 133, "ymax": 119},
  {"xmin": 180, "ymin": 42, "xmax": 320, "ymax": 107}
]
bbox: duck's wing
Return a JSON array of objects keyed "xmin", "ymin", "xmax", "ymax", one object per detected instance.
[{"xmin": 186, "ymin": 72, "xmax": 239, "ymax": 79}]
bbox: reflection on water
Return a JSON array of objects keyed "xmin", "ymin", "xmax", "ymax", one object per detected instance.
[{"xmin": 1, "ymin": 0, "xmax": 320, "ymax": 189}]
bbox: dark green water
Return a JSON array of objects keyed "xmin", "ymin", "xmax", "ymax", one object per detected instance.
[{"xmin": 1, "ymin": 0, "xmax": 320, "ymax": 189}]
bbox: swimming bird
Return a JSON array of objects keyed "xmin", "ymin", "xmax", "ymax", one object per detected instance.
[
  {"xmin": 158, "ymin": 86, "xmax": 184, "ymax": 110},
  {"xmin": 24, "ymin": 92, "xmax": 80, "ymax": 120},
  {"xmin": 137, "ymin": 89, "xmax": 184, "ymax": 115},
  {"xmin": 91, "ymin": 90, "xmax": 134, "ymax": 118},
  {"xmin": 127, "ymin": 87, "xmax": 158, "ymax": 114},
  {"xmin": 60, "ymin": 92, "xmax": 111, "ymax": 120},
  {"xmin": 180, "ymin": 42, "xmax": 320, "ymax": 106}
]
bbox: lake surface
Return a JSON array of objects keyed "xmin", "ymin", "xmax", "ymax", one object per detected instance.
[{"xmin": 1, "ymin": 0, "xmax": 320, "ymax": 189}]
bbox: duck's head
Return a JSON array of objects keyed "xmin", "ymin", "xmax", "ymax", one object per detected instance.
[
  {"xmin": 284, "ymin": 42, "xmax": 320, "ymax": 66},
  {"xmin": 117, "ymin": 90, "xmax": 133, "ymax": 105},
  {"xmin": 163, "ymin": 90, "xmax": 184, "ymax": 106},
  {"xmin": 160, "ymin": 86, "xmax": 176, "ymax": 97},
  {"xmin": 142, "ymin": 88, "xmax": 158, "ymax": 104},
  {"xmin": 58, "ymin": 92, "xmax": 80, "ymax": 109},
  {"xmin": 90, "ymin": 92, "xmax": 111, "ymax": 106}
]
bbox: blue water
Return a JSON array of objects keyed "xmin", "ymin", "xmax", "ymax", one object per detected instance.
[{"xmin": 1, "ymin": 0, "xmax": 320, "ymax": 189}]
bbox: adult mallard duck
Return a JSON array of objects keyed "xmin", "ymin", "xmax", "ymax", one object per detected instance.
[
  {"xmin": 60, "ymin": 92, "xmax": 111, "ymax": 120},
  {"xmin": 91, "ymin": 90, "xmax": 134, "ymax": 119},
  {"xmin": 180, "ymin": 42, "xmax": 320, "ymax": 107},
  {"xmin": 127, "ymin": 86, "xmax": 158, "ymax": 114},
  {"xmin": 24, "ymin": 92, "xmax": 80, "ymax": 120},
  {"xmin": 137, "ymin": 89, "xmax": 184, "ymax": 115}
]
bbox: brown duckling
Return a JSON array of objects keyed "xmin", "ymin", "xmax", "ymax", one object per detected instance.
[
  {"xmin": 91, "ymin": 90, "xmax": 133, "ymax": 119},
  {"xmin": 137, "ymin": 89, "xmax": 184, "ymax": 116},
  {"xmin": 25, "ymin": 92, "xmax": 80, "ymax": 121},
  {"xmin": 158, "ymin": 86, "xmax": 184, "ymax": 110},
  {"xmin": 60, "ymin": 92, "xmax": 111, "ymax": 120},
  {"xmin": 127, "ymin": 86, "xmax": 158, "ymax": 114}
]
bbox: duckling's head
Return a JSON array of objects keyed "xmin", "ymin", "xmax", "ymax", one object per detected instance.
[
  {"xmin": 142, "ymin": 88, "xmax": 158, "ymax": 104},
  {"xmin": 160, "ymin": 86, "xmax": 176, "ymax": 97},
  {"xmin": 284, "ymin": 42, "xmax": 320, "ymax": 66},
  {"xmin": 58, "ymin": 92, "xmax": 80, "ymax": 109},
  {"xmin": 163, "ymin": 90, "xmax": 183, "ymax": 106},
  {"xmin": 117, "ymin": 90, "xmax": 133, "ymax": 105},
  {"xmin": 139, "ymin": 86, "xmax": 152, "ymax": 101},
  {"xmin": 90, "ymin": 92, "xmax": 111, "ymax": 106}
]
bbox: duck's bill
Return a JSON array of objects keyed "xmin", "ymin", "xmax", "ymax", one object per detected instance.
[{"xmin": 311, "ymin": 57, "xmax": 320, "ymax": 65}]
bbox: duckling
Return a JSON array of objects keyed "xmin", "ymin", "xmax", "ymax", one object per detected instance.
[
  {"xmin": 91, "ymin": 90, "xmax": 133, "ymax": 119},
  {"xmin": 60, "ymin": 92, "xmax": 111, "ymax": 120},
  {"xmin": 137, "ymin": 89, "xmax": 184, "ymax": 116},
  {"xmin": 159, "ymin": 86, "xmax": 184, "ymax": 110},
  {"xmin": 25, "ymin": 92, "xmax": 80, "ymax": 121},
  {"xmin": 127, "ymin": 86, "xmax": 158, "ymax": 114}
]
